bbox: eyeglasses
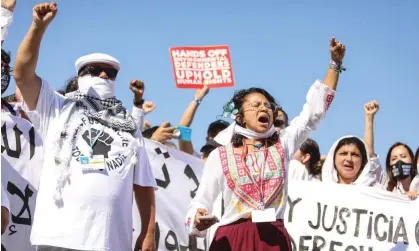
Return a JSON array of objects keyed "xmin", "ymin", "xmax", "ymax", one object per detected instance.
[
  {"xmin": 247, "ymin": 100, "xmax": 278, "ymax": 111},
  {"xmin": 78, "ymin": 65, "xmax": 118, "ymax": 80}
]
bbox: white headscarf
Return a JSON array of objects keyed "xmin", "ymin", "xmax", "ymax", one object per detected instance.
[
  {"xmin": 321, "ymin": 135, "xmax": 383, "ymax": 187},
  {"xmin": 214, "ymin": 122, "xmax": 277, "ymax": 146}
]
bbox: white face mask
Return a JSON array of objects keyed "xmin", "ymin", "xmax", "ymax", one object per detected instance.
[{"xmin": 77, "ymin": 75, "xmax": 115, "ymax": 99}]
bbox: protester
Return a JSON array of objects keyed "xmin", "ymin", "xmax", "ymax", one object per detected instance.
[
  {"xmin": 13, "ymin": 3, "xmax": 157, "ymax": 251},
  {"xmin": 185, "ymin": 37, "xmax": 346, "ymax": 250},
  {"xmin": 274, "ymin": 108, "xmax": 288, "ymax": 131},
  {"xmin": 321, "ymin": 100, "xmax": 384, "ymax": 187},
  {"xmin": 385, "ymin": 142, "xmax": 418, "ymax": 200},
  {"xmin": 288, "ymin": 138, "xmax": 321, "ymax": 181},
  {"xmin": 321, "ymin": 136, "xmax": 383, "ymax": 186}
]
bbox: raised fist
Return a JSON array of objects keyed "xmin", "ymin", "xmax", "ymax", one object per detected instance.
[
  {"xmin": 1, "ymin": 0, "xmax": 16, "ymax": 11},
  {"xmin": 330, "ymin": 37, "xmax": 346, "ymax": 64},
  {"xmin": 195, "ymin": 85, "xmax": 209, "ymax": 102},
  {"xmin": 82, "ymin": 128, "xmax": 114, "ymax": 158},
  {"xmin": 364, "ymin": 100, "xmax": 379, "ymax": 116},
  {"xmin": 33, "ymin": 2, "xmax": 57, "ymax": 28},
  {"xmin": 130, "ymin": 79, "xmax": 144, "ymax": 99},
  {"xmin": 142, "ymin": 101, "xmax": 156, "ymax": 114}
]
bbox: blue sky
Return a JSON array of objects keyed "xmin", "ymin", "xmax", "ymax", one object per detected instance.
[{"xmin": 4, "ymin": 0, "xmax": 418, "ymax": 165}]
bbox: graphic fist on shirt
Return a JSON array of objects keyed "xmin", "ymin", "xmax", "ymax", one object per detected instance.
[{"xmin": 81, "ymin": 128, "xmax": 114, "ymax": 158}]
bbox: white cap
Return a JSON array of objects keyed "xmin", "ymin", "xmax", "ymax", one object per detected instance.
[{"xmin": 75, "ymin": 53, "xmax": 121, "ymax": 74}]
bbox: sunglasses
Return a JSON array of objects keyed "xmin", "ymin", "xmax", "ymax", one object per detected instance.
[
  {"xmin": 274, "ymin": 119, "xmax": 285, "ymax": 128},
  {"xmin": 78, "ymin": 65, "xmax": 118, "ymax": 79}
]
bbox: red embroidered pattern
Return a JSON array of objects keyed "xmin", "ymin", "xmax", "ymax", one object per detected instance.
[
  {"xmin": 326, "ymin": 94, "xmax": 335, "ymax": 110},
  {"xmin": 219, "ymin": 141, "xmax": 286, "ymax": 209}
]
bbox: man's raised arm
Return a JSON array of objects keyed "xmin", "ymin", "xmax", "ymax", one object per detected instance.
[{"xmin": 13, "ymin": 2, "xmax": 56, "ymax": 110}]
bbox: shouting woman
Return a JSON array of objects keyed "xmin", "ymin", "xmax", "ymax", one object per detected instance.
[{"xmin": 185, "ymin": 37, "xmax": 346, "ymax": 251}]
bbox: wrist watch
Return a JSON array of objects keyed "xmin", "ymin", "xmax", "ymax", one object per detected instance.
[{"xmin": 133, "ymin": 99, "xmax": 144, "ymax": 107}]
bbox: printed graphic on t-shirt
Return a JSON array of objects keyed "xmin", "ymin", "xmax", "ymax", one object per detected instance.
[{"xmin": 71, "ymin": 117, "xmax": 134, "ymax": 173}]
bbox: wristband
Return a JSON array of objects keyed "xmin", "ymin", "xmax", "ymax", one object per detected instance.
[
  {"xmin": 329, "ymin": 60, "xmax": 346, "ymax": 73},
  {"xmin": 193, "ymin": 98, "xmax": 201, "ymax": 105},
  {"xmin": 133, "ymin": 99, "xmax": 144, "ymax": 107}
]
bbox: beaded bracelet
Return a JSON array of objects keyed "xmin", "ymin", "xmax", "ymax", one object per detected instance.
[{"xmin": 329, "ymin": 60, "xmax": 346, "ymax": 73}]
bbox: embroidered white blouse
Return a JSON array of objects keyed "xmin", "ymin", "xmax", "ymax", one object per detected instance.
[{"xmin": 185, "ymin": 80, "xmax": 336, "ymax": 237}]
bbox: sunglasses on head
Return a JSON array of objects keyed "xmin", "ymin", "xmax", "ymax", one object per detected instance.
[{"xmin": 78, "ymin": 65, "xmax": 118, "ymax": 79}]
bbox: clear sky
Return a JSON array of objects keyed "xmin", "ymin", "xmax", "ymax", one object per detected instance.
[{"xmin": 3, "ymin": 0, "xmax": 419, "ymax": 166}]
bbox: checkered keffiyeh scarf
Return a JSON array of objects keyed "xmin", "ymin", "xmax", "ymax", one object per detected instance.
[{"xmin": 53, "ymin": 91, "xmax": 137, "ymax": 205}]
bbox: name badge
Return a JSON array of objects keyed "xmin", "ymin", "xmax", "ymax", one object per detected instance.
[
  {"xmin": 80, "ymin": 155, "xmax": 105, "ymax": 171},
  {"xmin": 251, "ymin": 208, "xmax": 276, "ymax": 223}
]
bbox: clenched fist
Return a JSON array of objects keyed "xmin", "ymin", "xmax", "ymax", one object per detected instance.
[
  {"xmin": 130, "ymin": 79, "xmax": 145, "ymax": 99},
  {"xmin": 364, "ymin": 100, "xmax": 379, "ymax": 117},
  {"xmin": 1, "ymin": 0, "xmax": 16, "ymax": 11},
  {"xmin": 33, "ymin": 2, "xmax": 57, "ymax": 29},
  {"xmin": 330, "ymin": 37, "xmax": 346, "ymax": 64}
]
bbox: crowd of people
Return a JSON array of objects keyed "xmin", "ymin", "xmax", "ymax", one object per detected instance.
[{"xmin": 1, "ymin": 1, "xmax": 418, "ymax": 251}]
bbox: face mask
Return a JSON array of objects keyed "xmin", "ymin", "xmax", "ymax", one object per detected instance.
[
  {"xmin": 77, "ymin": 75, "xmax": 115, "ymax": 99},
  {"xmin": 1, "ymin": 64, "xmax": 10, "ymax": 95},
  {"xmin": 391, "ymin": 160, "xmax": 412, "ymax": 181}
]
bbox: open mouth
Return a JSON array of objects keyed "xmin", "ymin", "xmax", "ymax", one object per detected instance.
[
  {"xmin": 343, "ymin": 164, "xmax": 354, "ymax": 170},
  {"xmin": 257, "ymin": 114, "xmax": 270, "ymax": 126}
]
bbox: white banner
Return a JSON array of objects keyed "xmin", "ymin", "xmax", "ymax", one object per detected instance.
[
  {"xmin": 137, "ymin": 142, "xmax": 419, "ymax": 251},
  {"xmin": 132, "ymin": 140, "xmax": 207, "ymax": 251},
  {"xmin": 1, "ymin": 113, "xmax": 43, "ymax": 251},
  {"xmin": 285, "ymin": 180, "xmax": 419, "ymax": 251}
]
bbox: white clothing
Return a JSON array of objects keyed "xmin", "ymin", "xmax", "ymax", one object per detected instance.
[
  {"xmin": 131, "ymin": 106, "xmax": 145, "ymax": 132},
  {"xmin": 75, "ymin": 53, "xmax": 121, "ymax": 73},
  {"xmin": 24, "ymin": 80, "xmax": 156, "ymax": 251},
  {"xmin": 410, "ymin": 175, "xmax": 419, "ymax": 192},
  {"xmin": 321, "ymin": 135, "xmax": 383, "ymax": 187},
  {"xmin": 214, "ymin": 123, "xmax": 277, "ymax": 146},
  {"xmin": 206, "ymin": 194, "xmax": 223, "ymax": 247},
  {"xmin": 1, "ymin": 183, "xmax": 9, "ymax": 211},
  {"xmin": 1, "ymin": 7, "xmax": 13, "ymax": 41},
  {"xmin": 288, "ymin": 159, "xmax": 320, "ymax": 181},
  {"xmin": 391, "ymin": 177, "xmax": 419, "ymax": 195},
  {"xmin": 186, "ymin": 80, "xmax": 335, "ymax": 238}
]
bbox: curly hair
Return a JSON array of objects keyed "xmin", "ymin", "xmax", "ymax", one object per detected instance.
[
  {"xmin": 59, "ymin": 76, "xmax": 79, "ymax": 94},
  {"xmin": 385, "ymin": 142, "xmax": 416, "ymax": 192},
  {"xmin": 226, "ymin": 87, "xmax": 280, "ymax": 147}
]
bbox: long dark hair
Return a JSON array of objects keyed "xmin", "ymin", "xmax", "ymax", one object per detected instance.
[
  {"xmin": 333, "ymin": 137, "xmax": 368, "ymax": 178},
  {"xmin": 226, "ymin": 87, "xmax": 280, "ymax": 147},
  {"xmin": 385, "ymin": 142, "xmax": 416, "ymax": 192},
  {"xmin": 300, "ymin": 138, "xmax": 321, "ymax": 175}
]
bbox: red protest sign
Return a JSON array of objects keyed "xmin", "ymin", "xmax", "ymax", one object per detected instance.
[{"xmin": 169, "ymin": 45, "xmax": 235, "ymax": 89}]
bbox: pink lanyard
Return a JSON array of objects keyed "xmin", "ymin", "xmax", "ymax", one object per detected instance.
[{"xmin": 240, "ymin": 139, "xmax": 268, "ymax": 209}]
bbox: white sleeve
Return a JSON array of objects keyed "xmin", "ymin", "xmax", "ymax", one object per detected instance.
[
  {"xmin": 288, "ymin": 160, "xmax": 309, "ymax": 181},
  {"xmin": 1, "ymin": 183, "xmax": 9, "ymax": 211},
  {"xmin": 22, "ymin": 79, "xmax": 65, "ymax": 139},
  {"xmin": 370, "ymin": 156, "xmax": 386, "ymax": 188},
  {"xmin": 185, "ymin": 149, "xmax": 223, "ymax": 237},
  {"xmin": 1, "ymin": 7, "xmax": 13, "ymax": 42},
  {"xmin": 131, "ymin": 106, "xmax": 145, "ymax": 132},
  {"xmin": 133, "ymin": 143, "xmax": 157, "ymax": 188},
  {"xmin": 282, "ymin": 80, "xmax": 336, "ymax": 160},
  {"xmin": 410, "ymin": 175, "xmax": 419, "ymax": 192}
]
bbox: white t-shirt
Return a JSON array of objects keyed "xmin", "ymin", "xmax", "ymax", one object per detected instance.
[{"xmin": 25, "ymin": 80, "xmax": 157, "ymax": 251}]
